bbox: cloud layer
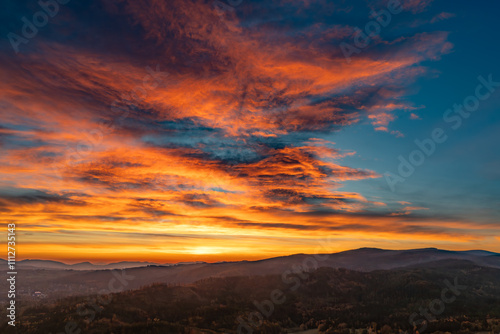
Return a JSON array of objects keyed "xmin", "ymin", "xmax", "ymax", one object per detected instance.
[{"xmin": 1, "ymin": 0, "xmax": 497, "ymax": 261}]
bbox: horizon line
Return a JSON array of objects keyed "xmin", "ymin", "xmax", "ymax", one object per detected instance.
[{"xmin": 3, "ymin": 246, "xmax": 498, "ymax": 266}]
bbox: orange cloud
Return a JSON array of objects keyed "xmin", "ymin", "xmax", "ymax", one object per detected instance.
[{"xmin": 2, "ymin": 0, "xmax": 488, "ymax": 263}]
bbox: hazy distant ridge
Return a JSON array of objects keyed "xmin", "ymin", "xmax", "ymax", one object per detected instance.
[{"xmin": 2, "ymin": 247, "xmax": 499, "ymax": 272}]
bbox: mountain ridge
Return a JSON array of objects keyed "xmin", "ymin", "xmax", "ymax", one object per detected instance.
[{"xmin": 2, "ymin": 247, "xmax": 498, "ymax": 271}]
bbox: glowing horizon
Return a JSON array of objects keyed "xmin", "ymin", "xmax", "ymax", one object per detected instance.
[{"xmin": 7, "ymin": 244, "xmax": 500, "ymax": 265}]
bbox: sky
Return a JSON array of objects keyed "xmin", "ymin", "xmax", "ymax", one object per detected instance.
[{"xmin": 0, "ymin": 0, "xmax": 499, "ymax": 263}]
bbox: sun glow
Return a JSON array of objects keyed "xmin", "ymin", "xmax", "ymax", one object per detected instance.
[{"xmin": 188, "ymin": 246, "xmax": 224, "ymax": 255}]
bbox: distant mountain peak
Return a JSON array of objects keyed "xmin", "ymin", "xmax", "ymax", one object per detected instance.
[{"xmin": 2, "ymin": 247, "xmax": 498, "ymax": 271}]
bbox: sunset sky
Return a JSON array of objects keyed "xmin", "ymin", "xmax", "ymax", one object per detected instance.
[{"xmin": 1, "ymin": 0, "xmax": 499, "ymax": 263}]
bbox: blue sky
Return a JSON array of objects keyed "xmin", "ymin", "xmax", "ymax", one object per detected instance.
[{"xmin": 332, "ymin": 1, "xmax": 500, "ymax": 226}]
